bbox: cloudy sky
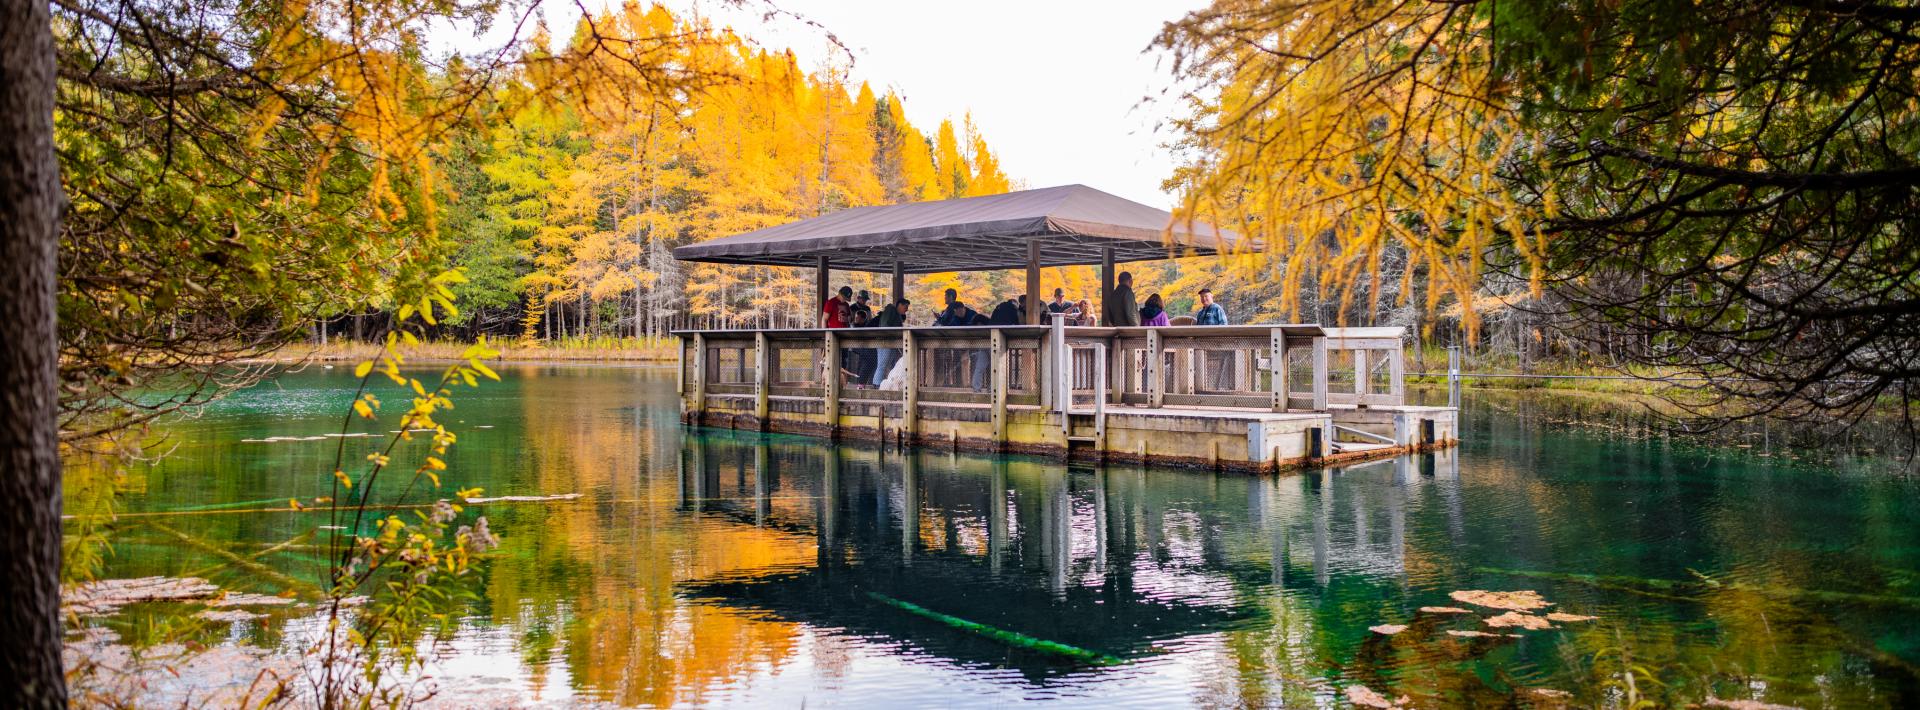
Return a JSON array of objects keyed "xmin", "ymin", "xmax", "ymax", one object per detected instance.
[{"xmin": 440, "ymin": 0, "xmax": 1206, "ymax": 208}]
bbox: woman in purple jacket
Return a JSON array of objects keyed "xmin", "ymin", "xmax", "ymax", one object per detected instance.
[{"xmin": 1139, "ymin": 293, "xmax": 1171, "ymax": 326}]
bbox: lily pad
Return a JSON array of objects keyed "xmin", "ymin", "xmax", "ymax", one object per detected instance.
[
  {"xmin": 1449, "ymin": 589, "xmax": 1553, "ymax": 611},
  {"xmin": 1484, "ymin": 611, "xmax": 1554, "ymax": 630},
  {"xmin": 64, "ymin": 577, "xmax": 220, "ymax": 615},
  {"xmin": 1703, "ymin": 699, "xmax": 1801, "ymax": 710},
  {"xmin": 1344, "ymin": 684, "xmax": 1408, "ymax": 708},
  {"xmin": 1369, "ymin": 624, "xmax": 1407, "ymax": 635},
  {"xmin": 1419, "ymin": 605, "xmax": 1473, "ymax": 614}
]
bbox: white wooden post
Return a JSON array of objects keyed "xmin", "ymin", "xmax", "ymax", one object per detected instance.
[
  {"xmin": 990, "ymin": 328, "xmax": 1008, "ymax": 446},
  {"xmin": 824, "ymin": 330, "xmax": 840, "ymax": 438},
  {"xmin": 1270, "ymin": 328, "xmax": 1288, "ymax": 412},
  {"xmin": 1146, "ymin": 329, "xmax": 1164, "ymax": 408},
  {"xmin": 691, "ymin": 333, "xmax": 707, "ymax": 421},
  {"xmin": 1355, "ymin": 349, "xmax": 1371, "ymax": 400},
  {"xmin": 1311, "ymin": 335, "xmax": 1329, "ymax": 411},
  {"xmin": 754, "ymin": 332, "xmax": 770, "ymax": 428},
  {"xmin": 902, "ymin": 330, "xmax": 919, "ymax": 441},
  {"xmin": 1389, "ymin": 347, "xmax": 1405, "ymax": 404}
]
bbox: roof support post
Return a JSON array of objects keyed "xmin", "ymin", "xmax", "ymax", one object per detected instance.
[
  {"xmin": 890, "ymin": 259, "xmax": 905, "ymax": 308},
  {"xmin": 1100, "ymin": 246, "xmax": 1115, "ymax": 326},
  {"xmin": 815, "ymin": 256, "xmax": 830, "ymax": 327},
  {"xmin": 1025, "ymin": 240, "xmax": 1042, "ymax": 325}
]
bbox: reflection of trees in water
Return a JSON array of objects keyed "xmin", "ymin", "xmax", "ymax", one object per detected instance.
[
  {"xmin": 96, "ymin": 368, "xmax": 1920, "ymax": 706},
  {"xmin": 1424, "ymin": 386, "xmax": 1913, "ymax": 472}
]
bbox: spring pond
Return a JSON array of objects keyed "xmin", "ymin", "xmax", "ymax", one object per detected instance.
[{"xmin": 66, "ymin": 364, "xmax": 1920, "ymax": 707}]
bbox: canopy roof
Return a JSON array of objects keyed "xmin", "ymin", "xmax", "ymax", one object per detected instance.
[{"xmin": 671, "ymin": 184, "xmax": 1254, "ymax": 273}]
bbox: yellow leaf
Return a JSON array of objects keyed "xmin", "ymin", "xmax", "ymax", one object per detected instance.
[
  {"xmin": 354, "ymin": 361, "xmax": 373, "ymax": 378},
  {"xmin": 472, "ymin": 361, "xmax": 499, "ymax": 381},
  {"xmin": 352, "ymin": 400, "xmax": 373, "ymax": 418},
  {"xmin": 333, "ymin": 470, "xmax": 353, "ymax": 489}
]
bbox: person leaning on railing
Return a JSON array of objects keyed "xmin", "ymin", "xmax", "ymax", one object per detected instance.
[
  {"xmin": 1193, "ymin": 288, "xmax": 1227, "ymax": 326},
  {"xmin": 935, "ymin": 299, "xmax": 985, "ymax": 391},
  {"xmin": 868, "ymin": 298, "xmax": 909, "ymax": 386},
  {"xmin": 1191, "ymin": 288, "xmax": 1234, "ymax": 390}
]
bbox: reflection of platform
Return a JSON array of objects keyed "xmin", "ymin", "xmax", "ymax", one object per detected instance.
[
  {"xmin": 695, "ymin": 393, "xmax": 1456, "ymax": 472},
  {"xmin": 683, "ymin": 554, "xmax": 1260, "ymax": 681},
  {"xmin": 673, "ymin": 434, "xmax": 1463, "ymax": 682}
]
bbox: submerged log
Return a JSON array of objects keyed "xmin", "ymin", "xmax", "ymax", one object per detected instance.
[{"xmin": 145, "ymin": 522, "xmax": 320, "ymax": 598}]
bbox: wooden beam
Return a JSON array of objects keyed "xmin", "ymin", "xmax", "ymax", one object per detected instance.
[
  {"xmin": 1311, "ymin": 335, "xmax": 1329, "ymax": 411},
  {"xmin": 815, "ymin": 255, "xmax": 830, "ymax": 327},
  {"xmin": 1026, "ymin": 239, "xmax": 1042, "ymax": 325},
  {"xmin": 824, "ymin": 330, "xmax": 840, "ymax": 438},
  {"xmin": 990, "ymin": 328, "xmax": 1008, "ymax": 447}
]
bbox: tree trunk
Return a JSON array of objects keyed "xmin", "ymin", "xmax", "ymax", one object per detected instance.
[{"xmin": 0, "ymin": 0, "xmax": 68, "ymax": 703}]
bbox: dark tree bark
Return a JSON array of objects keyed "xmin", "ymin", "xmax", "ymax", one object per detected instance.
[{"xmin": 0, "ymin": 0, "xmax": 66, "ymax": 704}]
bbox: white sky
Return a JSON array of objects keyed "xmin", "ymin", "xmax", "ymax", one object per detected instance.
[{"xmin": 438, "ymin": 0, "xmax": 1204, "ymax": 209}]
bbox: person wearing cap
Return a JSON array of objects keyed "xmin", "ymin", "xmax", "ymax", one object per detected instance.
[
  {"xmin": 1045, "ymin": 288, "xmax": 1073, "ymax": 323},
  {"xmin": 823, "ymin": 285, "xmax": 852, "ymax": 328}
]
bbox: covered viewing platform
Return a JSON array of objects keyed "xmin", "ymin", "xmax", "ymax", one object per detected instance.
[{"xmin": 671, "ymin": 185, "xmax": 1457, "ymax": 472}]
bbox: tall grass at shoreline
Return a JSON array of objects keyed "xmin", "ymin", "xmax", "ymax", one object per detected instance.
[{"xmin": 275, "ymin": 336, "xmax": 677, "ymax": 364}]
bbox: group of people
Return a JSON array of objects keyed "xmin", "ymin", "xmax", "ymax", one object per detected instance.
[
  {"xmin": 1098, "ymin": 271, "xmax": 1228, "ymax": 327},
  {"xmin": 819, "ymin": 274, "xmax": 1232, "ymax": 391},
  {"xmin": 821, "ymin": 286, "xmax": 912, "ymax": 388}
]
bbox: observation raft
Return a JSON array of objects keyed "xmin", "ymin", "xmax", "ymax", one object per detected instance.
[{"xmin": 671, "ymin": 185, "xmax": 1457, "ymax": 472}]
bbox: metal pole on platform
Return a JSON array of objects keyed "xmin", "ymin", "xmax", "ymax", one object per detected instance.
[{"xmin": 1447, "ymin": 345, "xmax": 1461, "ymax": 409}]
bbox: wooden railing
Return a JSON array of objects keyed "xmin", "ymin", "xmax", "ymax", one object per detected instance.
[{"xmin": 677, "ymin": 322, "xmax": 1406, "ymax": 422}]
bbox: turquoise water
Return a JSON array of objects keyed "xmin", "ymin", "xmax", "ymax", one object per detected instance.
[{"xmin": 76, "ymin": 364, "xmax": 1920, "ymax": 707}]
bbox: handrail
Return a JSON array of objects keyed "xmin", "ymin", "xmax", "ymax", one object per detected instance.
[{"xmin": 680, "ymin": 322, "xmax": 1414, "ymax": 418}]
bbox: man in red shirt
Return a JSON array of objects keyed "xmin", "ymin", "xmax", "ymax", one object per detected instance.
[{"xmin": 822, "ymin": 285, "xmax": 852, "ymax": 328}]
